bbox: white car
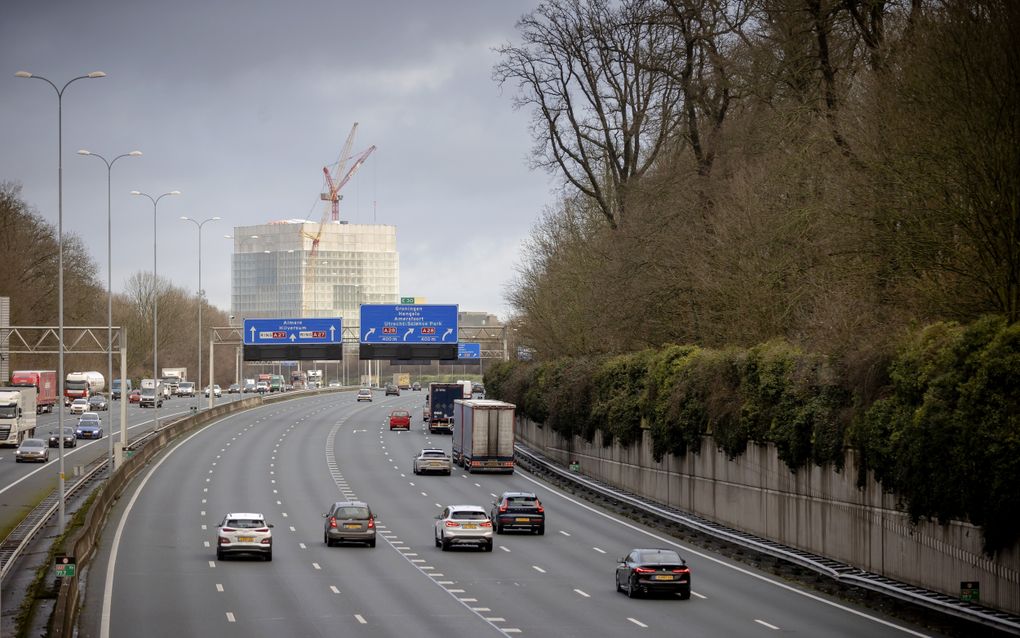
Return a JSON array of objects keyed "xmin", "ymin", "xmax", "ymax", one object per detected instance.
[
  {"xmin": 177, "ymin": 381, "xmax": 196, "ymax": 397},
  {"xmin": 216, "ymin": 512, "xmax": 273, "ymax": 561},
  {"xmin": 414, "ymin": 449, "xmax": 452, "ymax": 475},
  {"xmin": 69, "ymin": 398, "xmax": 88, "ymax": 415},
  {"xmin": 205, "ymin": 385, "xmax": 222, "ymax": 398},
  {"xmin": 434, "ymin": 505, "xmax": 493, "ymax": 552}
]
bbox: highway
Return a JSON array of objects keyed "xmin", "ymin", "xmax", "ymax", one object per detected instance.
[
  {"xmin": 79, "ymin": 391, "xmax": 938, "ymax": 638},
  {"xmin": 0, "ymin": 392, "xmax": 247, "ymax": 533}
]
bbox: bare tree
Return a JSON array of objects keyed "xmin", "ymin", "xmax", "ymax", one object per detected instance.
[{"xmin": 495, "ymin": 0, "xmax": 685, "ymax": 229}]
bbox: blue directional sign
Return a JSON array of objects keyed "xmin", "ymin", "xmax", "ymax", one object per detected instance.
[
  {"xmin": 360, "ymin": 304, "xmax": 458, "ymax": 343},
  {"xmin": 243, "ymin": 318, "xmax": 342, "ymax": 345},
  {"xmin": 458, "ymin": 343, "xmax": 481, "ymax": 359}
]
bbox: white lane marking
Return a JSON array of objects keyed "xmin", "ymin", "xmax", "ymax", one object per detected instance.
[
  {"xmin": 330, "ymin": 586, "xmax": 340, "ymax": 594},
  {"xmin": 532, "ymin": 565, "xmax": 546, "ymax": 573},
  {"xmin": 505, "ymin": 630, "xmax": 521, "ymax": 634},
  {"xmin": 216, "ymin": 584, "xmax": 224, "ymax": 592},
  {"xmin": 435, "ymin": 503, "xmax": 442, "ymax": 508},
  {"xmin": 500, "ymin": 546, "xmax": 511, "ymax": 553},
  {"xmin": 409, "ymin": 482, "xmax": 416, "ymax": 486},
  {"xmin": 354, "ymin": 614, "xmax": 367, "ymax": 624},
  {"xmin": 627, "ymin": 617, "xmax": 647, "ymax": 628},
  {"xmin": 203, "ymin": 541, "xmax": 210, "ymax": 548},
  {"xmin": 459, "ymin": 597, "xmax": 478, "ymax": 602},
  {"xmin": 437, "ymin": 580, "xmax": 455, "ymax": 585},
  {"xmin": 559, "ymin": 530, "xmax": 571, "ymax": 536},
  {"xmin": 485, "ymin": 617, "xmax": 506, "ymax": 622},
  {"xmin": 420, "ymin": 491, "xmax": 428, "ymax": 497},
  {"xmin": 490, "ymin": 493, "xmax": 498, "ymax": 498},
  {"xmin": 447, "ymin": 588, "xmax": 466, "ymax": 593},
  {"xmin": 313, "ymin": 562, "xmax": 321, "ymax": 570},
  {"xmin": 226, "ymin": 612, "xmax": 236, "ymax": 623},
  {"xmin": 574, "ymin": 589, "xmax": 590, "ymax": 598},
  {"xmin": 289, "ymin": 526, "xmax": 296, "ymax": 532},
  {"xmin": 755, "ymin": 619, "xmax": 780, "ymax": 630},
  {"xmin": 517, "ymin": 472, "xmax": 930, "ymax": 637},
  {"xmin": 692, "ymin": 591, "xmax": 707, "ymax": 599},
  {"xmin": 276, "ymin": 500, "xmax": 282, "ymax": 505},
  {"xmin": 474, "ymin": 482, "xmax": 481, "ymax": 487},
  {"xmin": 281, "ymin": 512, "xmax": 288, "ymax": 517},
  {"xmin": 472, "ymin": 607, "xmax": 491, "ymax": 612},
  {"xmin": 299, "ymin": 543, "xmax": 307, "ymax": 549},
  {"xmin": 592, "ymin": 547, "xmax": 606, "ymax": 554},
  {"xmin": 207, "ymin": 561, "xmax": 215, "ymax": 568},
  {"xmin": 200, "ymin": 510, "xmax": 205, "ymax": 516}
]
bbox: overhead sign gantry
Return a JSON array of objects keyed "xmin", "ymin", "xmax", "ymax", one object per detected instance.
[
  {"xmin": 243, "ymin": 317, "xmax": 343, "ymax": 361},
  {"xmin": 359, "ymin": 304, "xmax": 458, "ymax": 360}
]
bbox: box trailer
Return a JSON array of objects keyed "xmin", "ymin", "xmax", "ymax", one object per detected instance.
[
  {"xmin": 10, "ymin": 370, "xmax": 57, "ymax": 413},
  {"xmin": 452, "ymin": 399, "xmax": 516, "ymax": 473}
]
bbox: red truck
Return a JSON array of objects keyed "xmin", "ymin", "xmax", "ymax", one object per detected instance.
[{"xmin": 10, "ymin": 370, "xmax": 58, "ymax": 414}]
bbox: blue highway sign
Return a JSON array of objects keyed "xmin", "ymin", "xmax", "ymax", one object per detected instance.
[
  {"xmin": 458, "ymin": 343, "xmax": 481, "ymax": 359},
  {"xmin": 360, "ymin": 304, "xmax": 458, "ymax": 343},
  {"xmin": 244, "ymin": 318, "xmax": 342, "ymax": 345}
]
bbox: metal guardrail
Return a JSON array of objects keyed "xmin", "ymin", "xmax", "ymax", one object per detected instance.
[
  {"xmin": 0, "ymin": 454, "xmax": 110, "ymax": 582},
  {"xmin": 514, "ymin": 443, "xmax": 1020, "ymax": 635}
]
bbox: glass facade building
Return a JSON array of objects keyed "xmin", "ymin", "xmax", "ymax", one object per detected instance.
[{"xmin": 230, "ymin": 221, "xmax": 398, "ymax": 330}]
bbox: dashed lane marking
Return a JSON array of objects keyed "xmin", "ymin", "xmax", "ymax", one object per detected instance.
[
  {"xmin": 755, "ymin": 619, "xmax": 780, "ymax": 630},
  {"xmin": 627, "ymin": 618, "xmax": 648, "ymax": 628}
]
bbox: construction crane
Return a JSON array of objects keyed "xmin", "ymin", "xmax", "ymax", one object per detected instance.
[{"xmin": 302, "ymin": 123, "xmax": 376, "ymax": 315}]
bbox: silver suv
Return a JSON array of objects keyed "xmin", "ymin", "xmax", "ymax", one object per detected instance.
[
  {"xmin": 323, "ymin": 501, "xmax": 377, "ymax": 547},
  {"xmin": 434, "ymin": 505, "xmax": 493, "ymax": 551},
  {"xmin": 216, "ymin": 512, "xmax": 274, "ymax": 561},
  {"xmin": 413, "ymin": 448, "xmax": 452, "ymax": 475}
]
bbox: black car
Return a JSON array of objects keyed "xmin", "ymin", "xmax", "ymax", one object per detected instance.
[
  {"xmin": 411, "ymin": 382, "xmax": 422, "ymax": 391},
  {"xmin": 88, "ymin": 394, "xmax": 109, "ymax": 411},
  {"xmin": 491, "ymin": 491, "xmax": 545, "ymax": 534},
  {"xmin": 385, "ymin": 384, "xmax": 400, "ymax": 396},
  {"xmin": 48, "ymin": 427, "xmax": 77, "ymax": 448},
  {"xmin": 615, "ymin": 548, "xmax": 691, "ymax": 599}
]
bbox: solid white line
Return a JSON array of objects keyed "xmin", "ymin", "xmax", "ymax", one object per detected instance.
[
  {"xmin": 755, "ymin": 619, "xmax": 780, "ymax": 630},
  {"xmin": 354, "ymin": 614, "xmax": 367, "ymax": 624},
  {"xmin": 627, "ymin": 617, "xmax": 647, "ymax": 628},
  {"xmin": 517, "ymin": 472, "xmax": 930, "ymax": 637},
  {"xmin": 226, "ymin": 612, "xmax": 236, "ymax": 623},
  {"xmin": 101, "ymin": 424, "xmax": 211, "ymax": 638},
  {"xmin": 574, "ymin": 589, "xmax": 590, "ymax": 598}
]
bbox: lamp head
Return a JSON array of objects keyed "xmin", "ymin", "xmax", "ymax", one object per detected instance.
[
  {"xmin": 130, "ymin": 190, "xmax": 142, "ymax": 195},
  {"xmin": 87, "ymin": 71, "xmax": 107, "ymax": 79},
  {"xmin": 129, "ymin": 151, "xmax": 143, "ymax": 157},
  {"xmin": 15, "ymin": 71, "xmax": 32, "ymax": 78},
  {"xmin": 169, "ymin": 190, "xmax": 181, "ymax": 195},
  {"xmin": 77, "ymin": 149, "xmax": 91, "ymax": 156}
]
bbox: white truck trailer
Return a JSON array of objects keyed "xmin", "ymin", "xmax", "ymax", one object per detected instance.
[
  {"xmin": 0, "ymin": 387, "xmax": 38, "ymax": 446},
  {"xmin": 451, "ymin": 399, "xmax": 516, "ymax": 473}
]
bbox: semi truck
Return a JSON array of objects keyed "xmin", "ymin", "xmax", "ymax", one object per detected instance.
[
  {"xmin": 427, "ymin": 383, "xmax": 462, "ymax": 434},
  {"xmin": 65, "ymin": 371, "xmax": 105, "ymax": 401},
  {"xmin": 393, "ymin": 373, "xmax": 411, "ymax": 390},
  {"xmin": 10, "ymin": 370, "xmax": 58, "ymax": 413},
  {"xmin": 161, "ymin": 367, "xmax": 187, "ymax": 381},
  {"xmin": 0, "ymin": 387, "xmax": 38, "ymax": 446},
  {"xmin": 451, "ymin": 399, "xmax": 516, "ymax": 473}
]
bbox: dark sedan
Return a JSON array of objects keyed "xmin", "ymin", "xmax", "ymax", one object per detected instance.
[
  {"xmin": 48, "ymin": 427, "xmax": 77, "ymax": 448},
  {"xmin": 88, "ymin": 394, "xmax": 109, "ymax": 411},
  {"xmin": 615, "ymin": 548, "xmax": 691, "ymax": 599},
  {"xmin": 491, "ymin": 491, "xmax": 545, "ymax": 534}
]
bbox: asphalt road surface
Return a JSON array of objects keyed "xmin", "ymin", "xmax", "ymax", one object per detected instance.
[{"xmin": 79, "ymin": 390, "xmax": 938, "ymax": 638}]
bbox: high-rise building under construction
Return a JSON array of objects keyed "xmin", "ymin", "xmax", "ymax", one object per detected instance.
[{"xmin": 229, "ymin": 220, "xmax": 398, "ymax": 332}]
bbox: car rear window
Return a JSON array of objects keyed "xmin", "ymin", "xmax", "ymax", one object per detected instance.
[
  {"xmin": 508, "ymin": 496, "xmax": 538, "ymax": 505},
  {"xmin": 452, "ymin": 511, "xmax": 486, "ymax": 520},
  {"xmin": 423, "ymin": 451, "xmax": 446, "ymax": 458},
  {"xmin": 392, "ymin": 410, "xmax": 409, "ymax": 417},
  {"xmin": 226, "ymin": 518, "xmax": 265, "ymax": 529},
  {"xmin": 337, "ymin": 507, "xmax": 370, "ymax": 519},
  {"xmin": 638, "ymin": 550, "xmax": 682, "ymax": 563}
]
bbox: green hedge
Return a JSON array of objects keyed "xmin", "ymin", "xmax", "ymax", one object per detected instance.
[{"xmin": 487, "ymin": 316, "xmax": 1020, "ymax": 554}]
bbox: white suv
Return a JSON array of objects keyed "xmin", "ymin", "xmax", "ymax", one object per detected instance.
[
  {"xmin": 434, "ymin": 505, "xmax": 493, "ymax": 551},
  {"xmin": 216, "ymin": 512, "xmax": 274, "ymax": 561}
]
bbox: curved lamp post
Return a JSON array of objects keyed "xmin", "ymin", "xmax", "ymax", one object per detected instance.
[
  {"xmin": 16, "ymin": 69, "xmax": 105, "ymax": 534},
  {"xmin": 180, "ymin": 216, "xmax": 220, "ymax": 407},
  {"xmin": 78, "ymin": 149, "xmax": 141, "ymax": 477},
  {"xmin": 131, "ymin": 190, "xmax": 180, "ymax": 431}
]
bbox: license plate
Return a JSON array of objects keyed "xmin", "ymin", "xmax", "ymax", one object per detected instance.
[
  {"xmin": 654, "ymin": 574, "xmax": 674, "ymax": 581},
  {"xmin": 515, "ymin": 517, "xmax": 531, "ymax": 522},
  {"xmin": 429, "ymin": 463, "xmax": 443, "ymax": 467},
  {"xmin": 463, "ymin": 524, "xmax": 478, "ymax": 529},
  {"xmin": 344, "ymin": 523, "xmax": 360, "ymax": 529},
  {"xmin": 237, "ymin": 536, "xmax": 254, "ymax": 542}
]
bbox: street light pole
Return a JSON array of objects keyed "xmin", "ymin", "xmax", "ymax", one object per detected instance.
[
  {"xmin": 16, "ymin": 69, "xmax": 106, "ymax": 535},
  {"xmin": 79, "ymin": 149, "xmax": 141, "ymax": 477},
  {"xmin": 131, "ymin": 190, "xmax": 180, "ymax": 432},
  {"xmin": 181, "ymin": 216, "xmax": 219, "ymax": 407}
]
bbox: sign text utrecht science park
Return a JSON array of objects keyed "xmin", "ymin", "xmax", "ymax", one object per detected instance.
[{"xmin": 360, "ymin": 304, "xmax": 458, "ymax": 343}]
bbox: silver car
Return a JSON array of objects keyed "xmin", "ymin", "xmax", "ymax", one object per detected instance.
[
  {"xmin": 15, "ymin": 438, "xmax": 49, "ymax": 463},
  {"xmin": 323, "ymin": 501, "xmax": 376, "ymax": 547},
  {"xmin": 434, "ymin": 505, "xmax": 493, "ymax": 551},
  {"xmin": 413, "ymin": 448, "xmax": 452, "ymax": 475}
]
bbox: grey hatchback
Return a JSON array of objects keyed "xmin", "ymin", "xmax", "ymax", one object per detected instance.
[{"xmin": 323, "ymin": 501, "xmax": 376, "ymax": 547}]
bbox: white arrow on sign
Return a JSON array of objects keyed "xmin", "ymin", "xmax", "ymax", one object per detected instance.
[
  {"xmin": 330, "ymin": 325, "xmax": 336, "ymax": 341},
  {"xmin": 364, "ymin": 327, "xmax": 376, "ymax": 340},
  {"xmin": 402, "ymin": 328, "xmax": 414, "ymax": 341},
  {"xmin": 441, "ymin": 328, "xmax": 453, "ymax": 341},
  {"xmin": 290, "ymin": 333, "xmax": 297, "ymax": 341},
  {"xmin": 250, "ymin": 326, "xmax": 256, "ymax": 341}
]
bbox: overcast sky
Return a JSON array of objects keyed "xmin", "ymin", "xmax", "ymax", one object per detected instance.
[{"xmin": 2, "ymin": 0, "xmax": 552, "ymax": 320}]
